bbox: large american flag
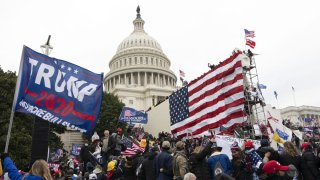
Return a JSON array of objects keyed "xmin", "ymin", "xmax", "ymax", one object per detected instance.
[{"xmin": 169, "ymin": 51, "xmax": 245, "ymax": 138}]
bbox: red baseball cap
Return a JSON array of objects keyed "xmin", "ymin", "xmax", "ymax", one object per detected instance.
[
  {"xmin": 244, "ymin": 141, "xmax": 254, "ymax": 149},
  {"xmin": 301, "ymin": 142, "xmax": 311, "ymax": 150},
  {"xmin": 263, "ymin": 160, "xmax": 289, "ymax": 174}
]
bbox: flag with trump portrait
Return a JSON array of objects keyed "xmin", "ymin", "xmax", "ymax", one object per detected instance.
[
  {"xmin": 119, "ymin": 106, "xmax": 148, "ymax": 124},
  {"xmin": 13, "ymin": 46, "xmax": 103, "ymax": 135},
  {"xmin": 169, "ymin": 50, "xmax": 246, "ymax": 138}
]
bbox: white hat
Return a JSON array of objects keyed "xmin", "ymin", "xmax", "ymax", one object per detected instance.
[{"xmin": 89, "ymin": 173, "xmax": 97, "ymax": 180}]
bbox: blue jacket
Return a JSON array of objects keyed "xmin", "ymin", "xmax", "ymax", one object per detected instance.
[
  {"xmin": 154, "ymin": 150, "xmax": 173, "ymax": 180},
  {"xmin": 208, "ymin": 152, "xmax": 232, "ymax": 179},
  {"xmin": 3, "ymin": 157, "xmax": 43, "ymax": 180}
]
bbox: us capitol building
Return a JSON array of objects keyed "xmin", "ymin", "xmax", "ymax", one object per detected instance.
[
  {"xmin": 104, "ymin": 7, "xmax": 177, "ymax": 111},
  {"xmin": 60, "ymin": 7, "xmax": 177, "ymax": 151}
]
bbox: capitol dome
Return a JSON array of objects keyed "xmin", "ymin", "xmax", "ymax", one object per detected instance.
[{"xmin": 104, "ymin": 6, "xmax": 177, "ymax": 111}]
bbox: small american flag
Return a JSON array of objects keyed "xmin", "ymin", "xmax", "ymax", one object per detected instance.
[
  {"xmin": 246, "ymin": 39, "xmax": 256, "ymax": 49},
  {"xmin": 169, "ymin": 51, "xmax": 245, "ymax": 138},
  {"xmin": 124, "ymin": 110, "xmax": 134, "ymax": 117},
  {"xmin": 121, "ymin": 136, "xmax": 144, "ymax": 157},
  {"xmin": 179, "ymin": 70, "xmax": 185, "ymax": 77},
  {"xmin": 244, "ymin": 29, "xmax": 255, "ymax": 38}
]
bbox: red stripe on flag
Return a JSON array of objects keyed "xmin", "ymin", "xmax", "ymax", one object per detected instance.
[
  {"xmin": 72, "ymin": 110, "xmax": 95, "ymax": 121},
  {"xmin": 177, "ymin": 110, "xmax": 245, "ymax": 138},
  {"xmin": 188, "ymin": 52, "xmax": 242, "ymax": 87},
  {"xmin": 188, "ymin": 61, "xmax": 242, "ymax": 98},
  {"xmin": 171, "ymin": 98, "xmax": 244, "ymax": 134},
  {"xmin": 189, "ymin": 74, "xmax": 243, "ymax": 107},
  {"xmin": 189, "ymin": 86, "xmax": 244, "ymax": 116}
]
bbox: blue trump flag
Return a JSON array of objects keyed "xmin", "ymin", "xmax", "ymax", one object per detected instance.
[
  {"xmin": 119, "ymin": 107, "xmax": 148, "ymax": 124},
  {"xmin": 14, "ymin": 46, "xmax": 103, "ymax": 135}
]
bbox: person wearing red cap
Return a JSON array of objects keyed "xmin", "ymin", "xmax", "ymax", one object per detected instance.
[
  {"xmin": 262, "ymin": 160, "xmax": 290, "ymax": 179},
  {"xmin": 300, "ymin": 142, "xmax": 320, "ymax": 180}
]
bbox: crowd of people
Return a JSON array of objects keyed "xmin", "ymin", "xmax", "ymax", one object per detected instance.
[{"xmin": 2, "ymin": 127, "xmax": 320, "ymax": 180}]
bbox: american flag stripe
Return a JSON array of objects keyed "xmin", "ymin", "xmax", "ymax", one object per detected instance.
[
  {"xmin": 189, "ymin": 78, "xmax": 243, "ymax": 113},
  {"xmin": 172, "ymin": 99, "xmax": 244, "ymax": 134},
  {"xmin": 189, "ymin": 54, "xmax": 242, "ymax": 91},
  {"xmin": 179, "ymin": 114, "xmax": 245, "ymax": 138},
  {"xmin": 121, "ymin": 143, "xmax": 144, "ymax": 157},
  {"xmin": 169, "ymin": 51, "xmax": 245, "ymax": 138}
]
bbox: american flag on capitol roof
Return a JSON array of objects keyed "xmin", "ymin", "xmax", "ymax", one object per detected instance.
[{"xmin": 169, "ymin": 51, "xmax": 245, "ymax": 138}]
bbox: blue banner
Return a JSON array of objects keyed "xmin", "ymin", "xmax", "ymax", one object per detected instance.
[
  {"xmin": 275, "ymin": 128, "xmax": 289, "ymax": 140},
  {"xmin": 119, "ymin": 107, "xmax": 148, "ymax": 124},
  {"xmin": 71, "ymin": 144, "xmax": 81, "ymax": 156},
  {"xmin": 14, "ymin": 46, "xmax": 103, "ymax": 135}
]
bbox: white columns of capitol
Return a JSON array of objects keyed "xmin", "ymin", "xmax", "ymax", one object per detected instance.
[
  {"xmin": 124, "ymin": 74, "xmax": 127, "ymax": 85},
  {"xmin": 144, "ymin": 72, "xmax": 147, "ymax": 86},
  {"xmin": 151, "ymin": 72, "xmax": 154, "ymax": 84},
  {"xmin": 157, "ymin": 73, "xmax": 160, "ymax": 86},
  {"xmin": 138, "ymin": 72, "xmax": 141, "ymax": 86},
  {"xmin": 131, "ymin": 73, "xmax": 133, "ymax": 85}
]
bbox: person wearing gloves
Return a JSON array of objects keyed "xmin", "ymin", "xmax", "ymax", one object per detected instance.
[
  {"xmin": 188, "ymin": 137, "xmax": 214, "ymax": 180},
  {"xmin": 1, "ymin": 153, "xmax": 53, "ymax": 180}
]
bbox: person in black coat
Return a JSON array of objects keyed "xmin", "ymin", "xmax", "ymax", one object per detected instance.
[
  {"xmin": 80, "ymin": 140, "xmax": 92, "ymax": 177},
  {"xmin": 138, "ymin": 146, "xmax": 159, "ymax": 180},
  {"xmin": 230, "ymin": 142, "xmax": 253, "ymax": 180},
  {"xmin": 188, "ymin": 138, "xmax": 214, "ymax": 180},
  {"xmin": 300, "ymin": 142, "xmax": 320, "ymax": 180},
  {"xmin": 278, "ymin": 142, "xmax": 302, "ymax": 179},
  {"xmin": 256, "ymin": 139, "xmax": 280, "ymax": 161},
  {"xmin": 154, "ymin": 141, "xmax": 173, "ymax": 180}
]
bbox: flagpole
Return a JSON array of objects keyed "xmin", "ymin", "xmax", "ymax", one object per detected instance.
[
  {"xmin": 244, "ymin": 34, "xmax": 247, "ymax": 52},
  {"xmin": 4, "ymin": 46, "xmax": 26, "ymax": 153},
  {"xmin": 292, "ymin": 87, "xmax": 297, "ymax": 106}
]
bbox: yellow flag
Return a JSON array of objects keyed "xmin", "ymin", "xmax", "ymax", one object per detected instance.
[{"xmin": 272, "ymin": 132, "xmax": 284, "ymax": 144}]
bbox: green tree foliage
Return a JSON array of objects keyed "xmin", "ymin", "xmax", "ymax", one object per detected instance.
[
  {"xmin": 0, "ymin": 66, "xmax": 64, "ymax": 169},
  {"xmin": 93, "ymin": 92, "xmax": 126, "ymax": 138}
]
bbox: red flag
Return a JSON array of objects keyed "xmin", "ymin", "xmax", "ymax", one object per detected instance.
[{"xmin": 246, "ymin": 39, "xmax": 256, "ymax": 48}]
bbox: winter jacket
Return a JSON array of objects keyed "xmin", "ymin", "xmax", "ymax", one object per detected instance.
[
  {"xmin": 208, "ymin": 152, "xmax": 232, "ymax": 179},
  {"xmin": 231, "ymin": 158, "xmax": 253, "ymax": 180},
  {"xmin": 173, "ymin": 150, "xmax": 189, "ymax": 180},
  {"xmin": 300, "ymin": 149, "xmax": 320, "ymax": 180},
  {"xmin": 154, "ymin": 150, "xmax": 173, "ymax": 180},
  {"xmin": 80, "ymin": 144, "xmax": 91, "ymax": 162},
  {"xmin": 3, "ymin": 156, "xmax": 43, "ymax": 180},
  {"xmin": 138, "ymin": 151, "xmax": 157, "ymax": 180},
  {"xmin": 188, "ymin": 142, "xmax": 213, "ymax": 180},
  {"xmin": 257, "ymin": 146, "xmax": 280, "ymax": 161},
  {"xmin": 102, "ymin": 135, "xmax": 110, "ymax": 153},
  {"xmin": 279, "ymin": 153, "xmax": 302, "ymax": 179}
]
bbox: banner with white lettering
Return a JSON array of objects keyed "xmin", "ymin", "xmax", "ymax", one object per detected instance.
[
  {"xmin": 216, "ymin": 135, "xmax": 261, "ymax": 159},
  {"xmin": 14, "ymin": 46, "xmax": 103, "ymax": 135},
  {"xmin": 119, "ymin": 107, "xmax": 148, "ymax": 124}
]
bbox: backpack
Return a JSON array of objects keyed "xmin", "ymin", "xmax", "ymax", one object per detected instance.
[{"xmin": 213, "ymin": 156, "xmax": 224, "ymax": 177}]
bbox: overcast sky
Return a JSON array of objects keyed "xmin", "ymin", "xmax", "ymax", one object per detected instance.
[{"xmin": 0, "ymin": 0, "xmax": 319, "ymax": 108}]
